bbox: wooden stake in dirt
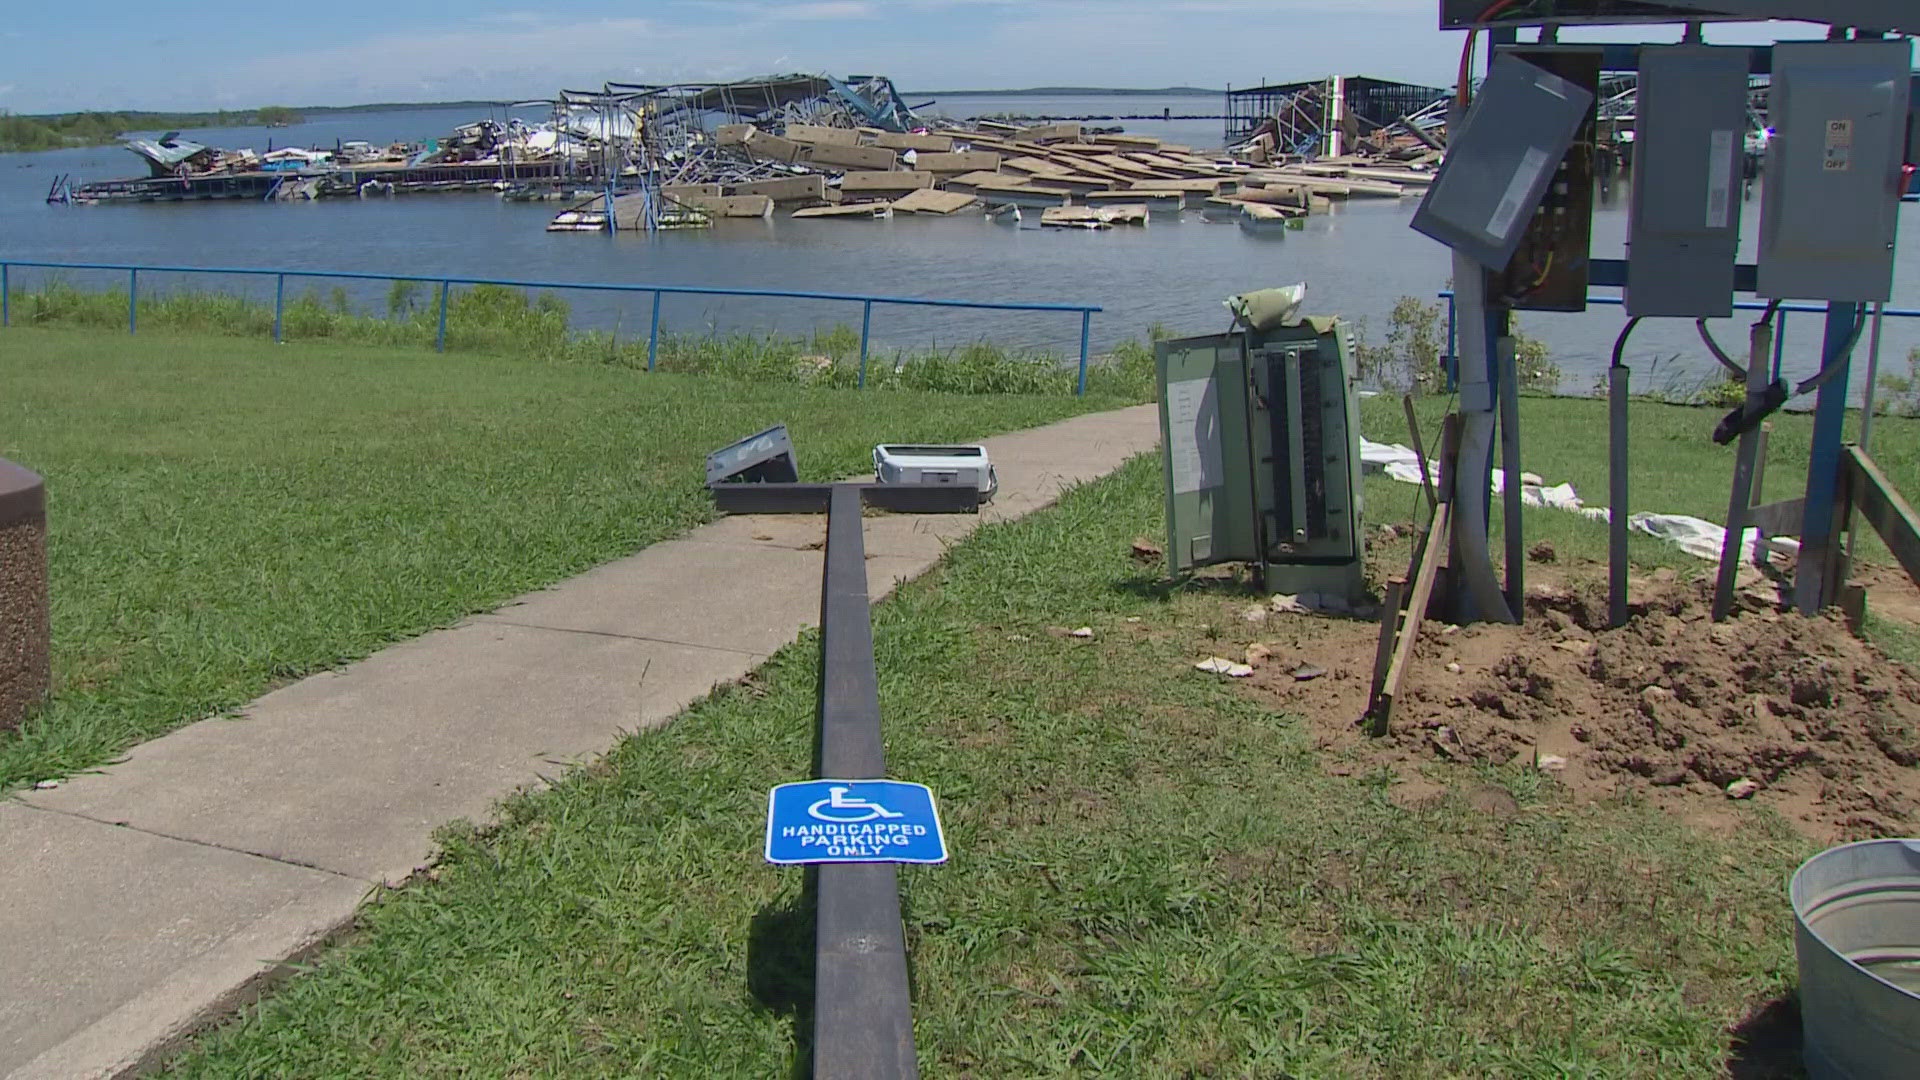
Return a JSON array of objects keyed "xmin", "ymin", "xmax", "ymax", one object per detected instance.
[
  {"xmin": 1367, "ymin": 415, "xmax": 1460, "ymax": 737},
  {"xmin": 1367, "ymin": 576, "xmax": 1408, "ymax": 726}
]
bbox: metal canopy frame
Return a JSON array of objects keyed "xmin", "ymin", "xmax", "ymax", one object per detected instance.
[{"xmin": 1441, "ymin": 0, "xmax": 1909, "ymax": 28}]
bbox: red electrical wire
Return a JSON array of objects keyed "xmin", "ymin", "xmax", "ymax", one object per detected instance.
[{"xmin": 1458, "ymin": 0, "xmax": 1528, "ymax": 106}]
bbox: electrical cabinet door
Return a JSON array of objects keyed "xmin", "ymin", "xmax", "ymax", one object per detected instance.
[{"xmin": 1157, "ymin": 334, "xmax": 1259, "ymax": 572}]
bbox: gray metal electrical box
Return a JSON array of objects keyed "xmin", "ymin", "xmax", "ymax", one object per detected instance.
[
  {"xmin": 1626, "ymin": 45, "xmax": 1751, "ymax": 318},
  {"xmin": 1157, "ymin": 318, "xmax": 1366, "ymax": 602},
  {"xmin": 1757, "ymin": 40, "xmax": 1913, "ymax": 303},
  {"xmin": 1412, "ymin": 54, "xmax": 1596, "ymax": 270}
]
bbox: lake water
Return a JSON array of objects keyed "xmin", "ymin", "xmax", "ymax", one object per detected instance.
[{"xmin": 3, "ymin": 96, "xmax": 1917, "ymax": 401}]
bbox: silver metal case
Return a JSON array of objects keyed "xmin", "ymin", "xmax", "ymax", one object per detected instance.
[
  {"xmin": 1626, "ymin": 44, "xmax": 1751, "ymax": 318},
  {"xmin": 1757, "ymin": 40, "xmax": 1913, "ymax": 303},
  {"xmin": 1411, "ymin": 54, "xmax": 1596, "ymax": 270}
]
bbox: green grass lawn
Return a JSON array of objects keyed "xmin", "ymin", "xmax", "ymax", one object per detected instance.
[
  {"xmin": 1364, "ymin": 391, "xmax": 1920, "ymax": 576},
  {"xmin": 163, "ymin": 453, "xmax": 1847, "ymax": 1079},
  {"xmin": 0, "ymin": 326, "xmax": 1131, "ymax": 791}
]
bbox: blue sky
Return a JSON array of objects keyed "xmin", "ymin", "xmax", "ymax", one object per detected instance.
[{"xmin": 0, "ymin": 1, "xmax": 1844, "ymax": 114}]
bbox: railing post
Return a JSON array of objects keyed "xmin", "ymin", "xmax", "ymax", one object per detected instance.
[
  {"xmin": 273, "ymin": 274, "xmax": 285, "ymax": 343},
  {"xmin": 647, "ymin": 290, "xmax": 661, "ymax": 371},
  {"xmin": 2, "ymin": 263, "xmax": 9, "ymax": 328},
  {"xmin": 859, "ymin": 300, "xmax": 873, "ymax": 389},
  {"xmin": 1077, "ymin": 310, "xmax": 1091, "ymax": 396},
  {"xmin": 436, "ymin": 280, "xmax": 449, "ymax": 352},
  {"xmin": 128, "ymin": 269, "xmax": 137, "ymax": 335}
]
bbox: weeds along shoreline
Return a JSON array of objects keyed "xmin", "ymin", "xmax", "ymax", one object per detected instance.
[{"xmin": 2, "ymin": 279, "xmax": 1159, "ymax": 399}]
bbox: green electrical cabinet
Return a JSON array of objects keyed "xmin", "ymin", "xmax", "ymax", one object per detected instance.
[{"xmin": 1156, "ymin": 317, "xmax": 1366, "ymax": 601}]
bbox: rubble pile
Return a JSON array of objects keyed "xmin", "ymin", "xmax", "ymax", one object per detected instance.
[{"xmin": 69, "ymin": 71, "xmax": 1448, "ymax": 226}]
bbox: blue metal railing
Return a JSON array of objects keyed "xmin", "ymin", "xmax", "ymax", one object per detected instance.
[
  {"xmin": 0, "ymin": 260, "xmax": 1105, "ymax": 395},
  {"xmin": 1437, "ymin": 290, "xmax": 1920, "ymax": 392}
]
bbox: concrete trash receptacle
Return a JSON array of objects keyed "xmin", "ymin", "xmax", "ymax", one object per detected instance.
[
  {"xmin": 0, "ymin": 457, "xmax": 48, "ymax": 733},
  {"xmin": 1790, "ymin": 839, "xmax": 1920, "ymax": 1079}
]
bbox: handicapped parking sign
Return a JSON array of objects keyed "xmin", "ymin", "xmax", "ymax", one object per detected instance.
[{"xmin": 765, "ymin": 779, "xmax": 948, "ymax": 865}]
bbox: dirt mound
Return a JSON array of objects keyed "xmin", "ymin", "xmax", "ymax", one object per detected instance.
[{"xmin": 1255, "ymin": 576, "xmax": 1920, "ymax": 842}]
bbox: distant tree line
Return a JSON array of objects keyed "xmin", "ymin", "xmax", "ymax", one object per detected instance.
[{"xmin": 0, "ymin": 106, "xmax": 305, "ymax": 153}]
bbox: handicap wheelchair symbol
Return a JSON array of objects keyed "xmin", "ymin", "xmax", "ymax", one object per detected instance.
[{"xmin": 807, "ymin": 785, "xmax": 905, "ymax": 824}]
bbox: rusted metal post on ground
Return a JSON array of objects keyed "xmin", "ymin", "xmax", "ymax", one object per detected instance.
[
  {"xmin": 706, "ymin": 479, "xmax": 975, "ymax": 1078},
  {"xmin": 812, "ymin": 483, "xmax": 917, "ymax": 1079}
]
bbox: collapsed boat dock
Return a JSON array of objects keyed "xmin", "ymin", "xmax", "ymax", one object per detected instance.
[{"xmin": 57, "ymin": 160, "xmax": 574, "ymax": 204}]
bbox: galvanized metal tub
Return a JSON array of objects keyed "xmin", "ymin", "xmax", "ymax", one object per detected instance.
[{"xmin": 1790, "ymin": 839, "xmax": 1920, "ymax": 1079}]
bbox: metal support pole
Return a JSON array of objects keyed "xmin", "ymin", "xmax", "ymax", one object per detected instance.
[
  {"xmin": 859, "ymin": 300, "xmax": 873, "ymax": 389},
  {"xmin": 1444, "ymin": 292, "xmax": 1458, "ymax": 392},
  {"xmin": 648, "ymin": 291, "xmax": 662, "ymax": 371},
  {"xmin": 1794, "ymin": 302, "xmax": 1864, "ymax": 614},
  {"xmin": 1077, "ymin": 310, "xmax": 1092, "ymax": 396},
  {"xmin": 273, "ymin": 274, "xmax": 285, "ymax": 343},
  {"xmin": 1712, "ymin": 318, "xmax": 1776, "ymax": 621},
  {"xmin": 2, "ymin": 264, "xmax": 9, "ymax": 328},
  {"xmin": 813, "ymin": 483, "xmax": 918, "ymax": 1079},
  {"xmin": 436, "ymin": 281, "xmax": 450, "ymax": 352},
  {"xmin": 1608, "ymin": 363, "xmax": 1630, "ymax": 628},
  {"xmin": 1446, "ymin": 254, "xmax": 1514, "ymax": 624},
  {"xmin": 1858, "ymin": 301, "xmax": 1887, "ymax": 455},
  {"xmin": 1497, "ymin": 334, "xmax": 1523, "ymax": 619},
  {"xmin": 128, "ymin": 269, "xmax": 137, "ymax": 334}
]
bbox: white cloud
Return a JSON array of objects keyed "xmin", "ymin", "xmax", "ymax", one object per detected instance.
[
  {"xmin": 766, "ymin": 1, "xmax": 876, "ymax": 18},
  {"xmin": 222, "ymin": 15, "xmax": 740, "ymax": 103}
]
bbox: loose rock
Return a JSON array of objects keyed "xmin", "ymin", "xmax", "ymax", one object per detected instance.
[{"xmin": 1726, "ymin": 778, "xmax": 1760, "ymax": 800}]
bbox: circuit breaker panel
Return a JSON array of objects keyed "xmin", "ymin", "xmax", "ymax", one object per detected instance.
[
  {"xmin": 1626, "ymin": 43, "xmax": 1751, "ymax": 318},
  {"xmin": 1156, "ymin": 318, "xmax": 1365, "ymax": 601},
  {"xmin": 1497, "ymin": 46, "xmax": 1601, "ymax": 312},
  {"xmin": 1757, "ymin": 39, "xmax": 1913, "ymax": 302}
]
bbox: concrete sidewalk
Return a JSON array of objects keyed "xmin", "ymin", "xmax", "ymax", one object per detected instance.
[{"xmin": 0, "ymin": 403, "xmax": 1159, "ymax": 1079}]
